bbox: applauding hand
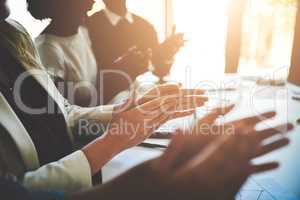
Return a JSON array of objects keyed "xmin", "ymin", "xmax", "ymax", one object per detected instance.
[{"xmin": 75, "ymin": 106, "xmax": 293, "ymax": 200}]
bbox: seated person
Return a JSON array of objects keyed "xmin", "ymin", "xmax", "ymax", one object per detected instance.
[
  {"xmin": 29, "ymin": 0, "xmax": 98, "ymax": 107},
  {"xmin": 88, "ymin": 0, "xmax": 185, "ymax": 104},
  {"xmin": 0, "ymin": 105, "xmax": 294, "ymax": 200},
  {"xmin": 0, "ymin": 0, "xmax": 207, "ymax": 192},
  {"xmin": 0, "ymin": 0, "xmax": 293, "ymax": 196}
]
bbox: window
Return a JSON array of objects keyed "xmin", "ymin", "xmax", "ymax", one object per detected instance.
[
  {"xmin": 239, "ymin": 0, "xmax": 297, "ymax": 78},
  {"xmin": 167, "ymin": 0, "xmax": 297, "ymax": 84},
  {"xmin": 91, "ymin": 0, "xmax": 167, "ymax": 41},
  {"xmin": 127, "ymin": 0, "xmax": 166, "ymax": 42},
  {"xmin": 8, "ymin": 0, "xmax": 295, "ymax": 81},
  {"xmin": 170, "ymin": 0, "xmax": 230, "ymax": 85}
]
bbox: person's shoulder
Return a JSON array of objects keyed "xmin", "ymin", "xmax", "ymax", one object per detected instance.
[
  {"xmin": 132, "ymin": 14, "xmax": 156, "ymax": 31},
  {"xmin": 5, "ymin": 19, "xmax": 28, "ymax": 35},
  {"xmin": 35, "ymin": 35, "xmax": 65, "ymax": 61},
  {"xmin": 35, "ymin": 35, "xmax": 58, "ymax": 51},
  {"xmin": 132, "ymin": 14, "xmax": 151, "ymax": 25}
]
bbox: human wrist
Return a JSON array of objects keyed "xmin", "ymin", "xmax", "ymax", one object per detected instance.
[{"xmin": 82, "ymin": 131, "xmax": 124, "ymax": 175}]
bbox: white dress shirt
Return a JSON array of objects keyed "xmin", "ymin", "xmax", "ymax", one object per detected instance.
[{"xmin": 104, "ymin": 8, "xmax": 134, "ymax": 26}]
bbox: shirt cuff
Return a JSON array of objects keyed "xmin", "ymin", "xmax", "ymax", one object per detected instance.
[
  {"xmin": 23, "ymin": 151, "xmax": 92, "ymax": 193},
  {"xmin": 96, "ymin": 105, "xmax": 115, "ymax": 122}
]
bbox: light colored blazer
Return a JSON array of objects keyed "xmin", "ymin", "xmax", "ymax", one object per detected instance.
[{"xmin": 0, "ymin": 92, "xmax": 92, "ymax": 192}]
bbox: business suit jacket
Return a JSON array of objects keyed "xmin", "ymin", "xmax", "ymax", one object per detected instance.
[
  {"xmin": 0, "ymin": 19, "xmax": 116, "ymax": 188},
  {"xmin": 88, "ymin": 10, "xmax": 171, "ymax": 104},
  {"xmin": 0, "ymin": 20, "xmax": 73, "ymax": 166},
  {"xmin": 0, "ymin": 92, "xmax": 93, "ymax": 192}
]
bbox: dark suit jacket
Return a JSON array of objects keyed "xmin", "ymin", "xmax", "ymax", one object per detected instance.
[
  {"xmin": 0, "ymin": 40, "xmax": 73, "ymax": 166},
  {"xmin": 0, "ymin": 178, "xmax": 34, "ymax": 200},
  {"xmin": 88, "ymin": 10, "xmax": 170, "ymax": 104}
]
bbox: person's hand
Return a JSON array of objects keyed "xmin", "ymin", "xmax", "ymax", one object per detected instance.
[
  {"xmin": 82, "ymin": 84, "xmax": 207, "ymax": 175},
  {"xmin": 148, "ymin": 108, "xmax": 293, "ymax": 200},
  {"xmin": 112, "ymin": 46, "xmax": 151, "ymax": 76},
  {"xmin": 158, "ymin": 26, "xmax": 185, "ymax": 61},
  {"xmin": 109, "ymin": 93, "xmax": 208, "ymax": 150},
  {"xmin": 74, "ymin": 107, "xmax": 293, "ymax": 200},
  {"xmin": 115, "ymin": 83, "xmax": 206, "ymax": 113}
]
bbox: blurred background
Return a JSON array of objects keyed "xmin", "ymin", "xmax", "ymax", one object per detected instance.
[{"xmin": 7, "ymin": 0, "xmax": 298, "ymax": 84}]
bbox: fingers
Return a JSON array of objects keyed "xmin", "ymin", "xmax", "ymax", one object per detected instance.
[
  {"xmin": 195, "ymin": 105, "xmax": 235, "ymax": 128},
  {"xmin": 254, "ymin": 138, "xmax": 290, "ymax": 158},
  {"xmin": 138, "ymin": 95, "xmax": 208, "ymax": 115},
  {"xmin": 249, "ymin": 123, "xmax": 293, "ymax": 158},
  {"xmin": 138, "ymin": 96, "xmax": 178, "ymax": 113},
  {"xmin": 176, "ymin": 95, "xmax": 209, "ymax": 110},
  {"xmin": 137, "ymin": 84, "xmax": 180, "ymax": 105},
  {"xmin": 232, "ymin": 111, "xmax": 276, "ymax": 127},
  {"xmin": 172, "ymin": 25, "xmax": 176, "ymax": 35},
  {"xmin": 180, "ymin": 89, "xmax": 206, "ymax": 96},
  {"xmin": 172, "ymin": 109, "xmax": 195, "ymax": 119},
  {"xmin": 255, "ymin": 123, "xmax": 293, "ymax": 141},
  {"xmin": 149, "ymin": 104, "xmax": 195, "ymax": 127},
  {"xmin": 250, "ymin": 162, "xmax": 279, "ymax": 174},
  {"xmin": 136, "ymin": 84, "xmax": 205, "ymax": 105}
]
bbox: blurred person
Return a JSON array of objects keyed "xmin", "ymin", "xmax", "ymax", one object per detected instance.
[
  {"xmin": 28, "ymin": 0, "xmax": 98, "ymax": 107},
  {"xmin": 88, "ymin": 0, "xmax": 185, "ymax": 104},
  {"xmin": 0, "ymin": 106, "xmax": 293, "ymax": 200},
  {"xmin": 0, "ymin": 0, "xmax": 207, "ymax": 191}
]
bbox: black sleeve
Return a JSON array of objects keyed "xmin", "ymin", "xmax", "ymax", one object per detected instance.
[{"xmin": 0, "ymin": 178, "xmax": 33, "ymax": 200}]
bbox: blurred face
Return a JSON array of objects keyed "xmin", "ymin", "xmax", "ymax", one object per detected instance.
[
  {"xmin": 0, "ymin": 0, "xmax": 9, "ymax": 21},
  {"xmin": 68, "ymin": 0, "xmax": 94, "ymax": 18},
  {"xmin": 51, "ymin": 0, "xmax": 94, "ymax": 22}
]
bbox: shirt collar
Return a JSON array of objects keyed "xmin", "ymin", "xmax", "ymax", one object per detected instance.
[{"xmin": 104, "ymin": 8, "xmax": 134, "ymax": 26}]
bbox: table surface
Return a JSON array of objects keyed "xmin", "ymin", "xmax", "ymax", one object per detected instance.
[{"xmin": 103, "ymin": 82, "xmax": 300, "ymax": 197}]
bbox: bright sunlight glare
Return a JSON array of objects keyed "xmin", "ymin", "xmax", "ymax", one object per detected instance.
[
  {"xmin": 170, "ymin": 0, "xmax": 296, "ymax": 85},
  {"xmin": 170, "ymin": 0, "xmax": 230, "ymax": 86}
]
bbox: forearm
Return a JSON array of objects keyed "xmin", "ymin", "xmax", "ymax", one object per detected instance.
[
  {"xmin": 67, "ymin": 105, "xmax": 115, "ymax": 140},
  {"xmin": 82, "ymin": 131, "xmax": 125, "ymax": 176},
  {"xmin": 152, "ymin": 51, "xmax": 174, "ymax": 78}
]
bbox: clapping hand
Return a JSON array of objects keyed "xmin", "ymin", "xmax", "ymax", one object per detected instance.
[
  {"xmin": 159, "ymin": 26, "xmax": 185, "ymax": 61},
  {"xmin": 149, "ymin": 107, "xmax": 293, "ymax": 200},
  {"xmin": 112, "ymin": 46, "xmax": 151, "ymax": 76},
  {"xmin": 74, "ymin": 106, "xmax": 293, "ymax": 200},
  {"xmin": 111, "ymin": 83, "xmax": 208, "ymax": 150}
]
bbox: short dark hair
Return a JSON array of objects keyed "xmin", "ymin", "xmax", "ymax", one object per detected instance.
[{"xmin": 26, "ymin": 0, "xmax": 54, "ymax": 20}]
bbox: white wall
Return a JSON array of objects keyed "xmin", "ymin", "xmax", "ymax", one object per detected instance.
[
  {"xmin": 7, "ymin": 0, "xmax": 166, "ymax": 40},
  {"xmin": 7, "ymin": 0, "xmax": 49, "ymax": 38}
]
